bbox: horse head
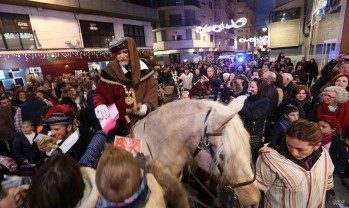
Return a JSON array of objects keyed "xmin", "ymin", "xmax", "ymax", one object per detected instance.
[
  {"xmin": 133, "ymin": 97, "xmax": 260, "ymax": 207},
  {"xmin": 192, "ymin": 96, "xmax": 261, "ymax": 207}
]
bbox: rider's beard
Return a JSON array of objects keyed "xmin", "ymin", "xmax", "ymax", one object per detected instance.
[{"xmin": 118, "ymin": 57, "xmax": 129, "ymax": 67}]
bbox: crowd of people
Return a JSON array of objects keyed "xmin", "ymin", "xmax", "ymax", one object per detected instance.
[{"xmin": 0, "ymin": 35, "xmax": 348, "ymax": 207}]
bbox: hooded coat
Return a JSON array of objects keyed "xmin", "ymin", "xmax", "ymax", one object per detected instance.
[{"xmin": 93, "ymin": 38, "xmax": 158, "ymax": 133}]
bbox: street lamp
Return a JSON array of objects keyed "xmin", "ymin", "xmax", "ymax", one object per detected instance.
[{"xmin": 262, "ymin": 27, "xmax": 268, "ymax": 32}]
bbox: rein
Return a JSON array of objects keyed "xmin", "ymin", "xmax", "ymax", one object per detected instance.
[{"xmin": 192, "ymin": 108, "xmax": 256, "ymax": 190}]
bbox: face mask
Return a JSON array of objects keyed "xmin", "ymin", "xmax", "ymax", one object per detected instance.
[{"xmin": 328, "ymin": 105, "xmax": 337, "ymax": 112}]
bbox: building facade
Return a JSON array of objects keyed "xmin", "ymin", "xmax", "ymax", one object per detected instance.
[
  {"xmin": 0, "ymin": 0, "xmax": 158, "ymax": 89},
  {"xmin": 153, "ymin": 0, "xmax": 215, "ymax": 64},
  {"xmin": 214, "ymin": 0, "xmax": 236, "ymax": 52},
  {"xmin": 235, "ymin": 1, "xmax": 256, "ymax": 53},
  {"xmin": 267, "ymin": 0, "xmax": 348, "ymax": 69}
]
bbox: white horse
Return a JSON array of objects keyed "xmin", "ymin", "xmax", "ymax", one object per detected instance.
[{"xmin": 133, "ymin": 96, "xmax": 260, "ymax": 207}]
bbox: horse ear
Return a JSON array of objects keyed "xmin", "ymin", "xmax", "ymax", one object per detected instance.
[
  {"xmin": 207, "ymin": 96, "xmax": 248, "ymax": 132},
  {"xmin": 228, "ymin": 95, "xmax": 248, "ymax": 114}
]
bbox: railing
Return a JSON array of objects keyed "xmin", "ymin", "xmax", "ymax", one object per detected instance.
[{"xmin": 154, "ymin": 19, "xmax": 201, "ymax": 28}]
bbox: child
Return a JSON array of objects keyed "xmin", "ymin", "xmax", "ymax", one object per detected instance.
[
  {"xmin": 270, "ymin": 104, "xmax": 299, "ymax": 148},
  {"xmin": 96, "ymin": 144, "xmax": 189, "ymax": 208},
  {"xmin": 318, "ymin": 115, "xmax": 349, "ymax": 173},
  {"xmin": 12, "ymin": 121, "xmax": 38, "ymax": 165}
]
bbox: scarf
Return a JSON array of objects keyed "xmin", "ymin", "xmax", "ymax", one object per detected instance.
[
  {"xmin": 279, "ymin": 119, "xmax": 289, "ymax": 129},
  {"xmin": 322, "ymin": 133, "xmax": 333, "ymax": 146},
  {"xmin": 96, "ymin": 175, "xmax": 148, "ymax": 208},
  {"xmin": 272, "ymin": 137, "xmax": 322, "ymax": 171}
]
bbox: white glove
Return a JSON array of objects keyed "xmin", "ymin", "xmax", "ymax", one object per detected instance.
[
  {"xmin": 95, "ymin": 104, "xmax": 110, "ymax": 119},
  {"xmin": 134, "ymin": 104, "xmax": 148, "ymax": 116}
]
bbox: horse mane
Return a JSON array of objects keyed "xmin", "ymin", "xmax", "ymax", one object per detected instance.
[{"xmin": 134, "ymin": 97, "xmax": 260, "ymax": 206}]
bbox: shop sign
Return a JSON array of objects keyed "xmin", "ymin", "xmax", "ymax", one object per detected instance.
[
  {"xmin": 89, "ymin": 23, "xmax": 98, "ymax": 31},
  {"xmin": 17, "ymin": 21, "xmax": 29, "ymax": 29},
  {"xmin": 196, "ymin": 17, "xmax": 247, "ymax": 34}
]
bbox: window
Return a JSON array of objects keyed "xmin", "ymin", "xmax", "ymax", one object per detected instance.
[
  {"xmin": 80, "ymin": 20, "xmax": 114, "ymax": 48},
  {"xmin": 169, "ymin": 14, "xmax": 182, "ymax": 26},
  {"xmin": 186, "ymin": 29, "xmax": 192, "ymax": 40},
  {"xmin": 0, "ymin": 12, "xmax": 36, "ymax": 50},
  {"xmin": 195, "ymin": 32, "xmax": 200, "ymax": 40},
  {"xmin": 172, "ymin": 35, "xmax": 182, "ymax": 41},
  {"xmin": 210, "ymin": 35, "xmax": 213, "ymax": 42},
  {"xmin": 272, "ymin": 7, "xmax": 301, "ymax": 22},
  {"xmin": 209, "ymin": 1, "xmax": 213, "ymax": 9},
  {"xmin": 123, "ymin": 24, "xmax": 145, "ymax": 47},
  {"xmin": 202, "ymin": 35, "xmax": 206, "ymax": 42}
]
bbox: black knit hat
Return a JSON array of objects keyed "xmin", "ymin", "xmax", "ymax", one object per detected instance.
[{"xmin": 43, "ymin": 105, "xmax": 75, "ymax": 126}]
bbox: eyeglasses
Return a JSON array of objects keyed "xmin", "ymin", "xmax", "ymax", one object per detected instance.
[{"xmin": 324, "ymin": 94, "xmax": 336, "ymax": 99}]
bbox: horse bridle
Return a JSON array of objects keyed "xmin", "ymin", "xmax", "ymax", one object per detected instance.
[{"xmin": 192, "ymin": 108, "xmax": 256, "ymax": 189}]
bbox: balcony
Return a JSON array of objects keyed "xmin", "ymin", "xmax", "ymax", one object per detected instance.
[
  {"xmin": 154, "ymin": 19, "xmax": 201, "ymax": 29},
  {"xmin": 157, "ymin": 0, "xmax": 200, "ymax": 8}
]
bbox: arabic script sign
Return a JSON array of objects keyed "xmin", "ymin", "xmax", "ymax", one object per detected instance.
[
  {"xmin": 239, "ymin": 36, "xmax": 268, "ymax": 43},
  {"xmin": 196, "ymin": 18, "xmax": 247, "ymax": 34}
]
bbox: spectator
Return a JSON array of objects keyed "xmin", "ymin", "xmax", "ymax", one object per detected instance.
[
  {"xmin": 0, "ymin": 97, "xmax": 16, "ymax": 157},
  {"xmin": 95, "ymin": 144, "xmax": 189, "ymax": 208},
  {"xmin": 12, "ymin": 121, "xmax": 43, "ymax": 166},
  {"xmin": 203, "ymin": 66, "xmax": 222, "ymax": 96},
  {"xmin": 276, "ymin": 85, "xmax": 312, "ymax": 120},
  {"xmin": 179, "ymin": 68, "xmax": 193, "ymax": 90},
  {"xmin": 312, "ymin": 74, "xmax": 349, "ymax": 106},
  {"xmin": 14, "ymin": 92, "xmax": 47, "ymax": 134},
  {"xmin": 317, "ymin": 86, "xmax": 349, "ymax": 138},
  {"xmin": 311, "ymin": 54, "xmax": 347, "ymax": 102},
  {"xmin": 285, "ymin": 57, "xmax": 294, "ymax": 71},
  {"xmin": 270, "ymin": 104, "xmax": 299, "ymax": 151},
  {"xmin": 60, "ymin": 89, "xmax": 79, "ymax": 112},
  {"xmin": 262, "ymin": 71, "xmax": 279, "ymax": 121},
  {"xmin": 318, "ymin": 115, "xmax": 349, "ymax": 173},
  {"xmin": 308, "ymin": 58, "xmax": 319, "ymax": 87},
  {"xmin": 11, "ymin": 90, "xmax": 26, "ymax": 109},
  {"xmin": 35, "ymin": 90, "xmax": 53, "ymax": 107},
  {"xmin": 38, "ymin": 105, "xmax": 95, "ymax": 162},
  {"xmin": 257, "ymin": 119, "xmax": 334, "ymax": 207},
  {"xmin": 239, "ymin": 78, "xmax": 270, "ymax": 162},
  {"xmin": 295, "ymin": 56, "xmax": 310, "ymax": 77},
  {"xmin": 251, "ymin": 69, "xmax": 262, "ymax": 80},
  {"xmin": 277, "ymin": 52, "xmax": 285, "ymax": 62},
  {"xmin": 274, "ymin": 72, "xmax": 284, "ymax": 106},
  {"xmin": 227, "ymin": 79, "xmax": 243, "ymax": 99},
  {"xmin": 192, "ymin": 67, "xmax": 203, "ymax": 86},
  {"xmin": 236, "ymin": 74, "xmax": 249, "ymax": 95},
  {"xmin": 282, "ymin": 73, "xmax": 296, "ymax": 100},
  {"xmin": 213, "ymin": 72, "xmax": 231, "ymax": 103},
  {"xmin": 22, "ymin": 154, "xmax": 98, "ymax": 208},
  {"xmin": 261, "ymin": 63, "xmax": 269, "ymax": 73},
  {"xmin": 276, "ymin": 58, "xmax": 287, "ymax": 72},
  {"xmin": 294, "ymin": 65, "xmax": 308, "ymax": 85}
]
